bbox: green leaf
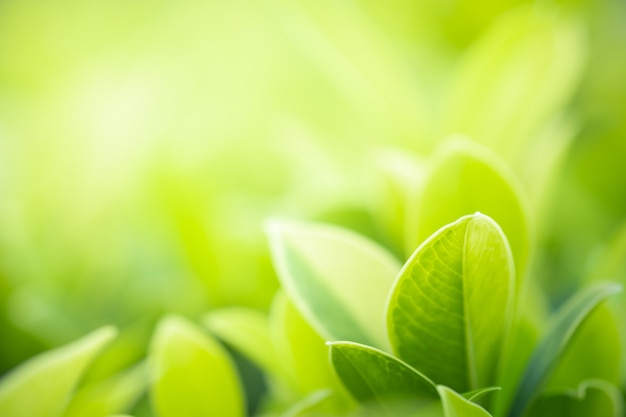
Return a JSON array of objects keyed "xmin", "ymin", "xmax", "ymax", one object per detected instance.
[
  {"xmin": 442, "ymin": 4, "xmax": 586, "ymax": 160},
  {"xmin": 63, "ymin": 363, "xmax": 146, "ymax": 417},
  {"xmin": 0, "ymin": 326, "xmax": 117, "ymax": 417},
  {"xmin": 528, "ymin": 380, "xmax": 624, "ymax": 417},
  {"xmin": 406, "ymin": 139, "xmax": 529, "ymax": 284},
  {"xmin": 267, "ymin": 220, "xmax": 401, "ymax": 349},
  {"xmin": 438, "ymin": 386, "xmax": 493, "ymax": 417},
  {"xmin": 328, "ymin": 341, "xmax": 437, "ymax": 411},
  {"xmin": 388, "ymin": 213, "xmax": 514, "ymax": 393},
  {"xmin": 506, "ymin": 283, "xmax": 622, "ymax": 417},
  {"xmin": 149, "ymin": 316, "xmax": 244, "ymax": 417},
  {"xmin": 203, "ymin": 307, "xmax": 276, "ymax": 376}
]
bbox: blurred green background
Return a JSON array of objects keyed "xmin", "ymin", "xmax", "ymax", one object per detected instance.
[{"xmin": 0, "ymin": 0, "xmax": 625, "ymax": 385}]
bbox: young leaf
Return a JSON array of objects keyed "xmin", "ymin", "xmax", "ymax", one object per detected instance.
[
  {"xmin": 149, "ymin": 316, "xmax": 244, "ymax": 417},
  {"xmin": 328, "ymin": 341, "xmax": 437, "ymax": 410},
  {"xmin": 406, "ymin": 139, "xmax": 529, "ymax": 284},
  {"xmin": 388, "ymin": 213, "xmax": 514, "ymax": 393},
  {"xmin": 63, "ymin": 363, "xmax": 146, "ymax": 417},
  {"xmin": 528, "ymin": 380, "xmax": 624, "ymax": 417},
  {"xmin": 0, "ymin": 326, "xmax": 117, "ymax": 417},
  {"xmin": 438, "ymin": 386, "xmax": 493, "ymax": 417},
  {"xmin": 267, "ymin": 220, "xmax": 401, "ymax": 350},
  {"xmin": 506, "ymin": 283, "xmax": 622, "ymax": 417}
]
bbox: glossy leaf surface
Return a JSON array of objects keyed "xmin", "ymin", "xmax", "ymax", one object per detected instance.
[
  {"xmin": 328, "ymin": 341, "xmax": 437, "ymax": 410},
  {"xmin": 388, "ymin": 213, "xmax": 513, "ymax": 392}
]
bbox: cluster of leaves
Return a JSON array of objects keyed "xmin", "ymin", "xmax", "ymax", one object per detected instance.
[
  {"xmin": 1, "ymin": 2, "xmax": 626, "ymax": 417},
  {"xmin": 1, "ymin": 137, "xmax": 624, "ymax": 417}
]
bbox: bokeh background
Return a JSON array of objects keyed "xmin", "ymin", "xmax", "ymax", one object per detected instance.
[{"xmin": 0, "ymin": 0, "xmax": 625, "ymax": 392}]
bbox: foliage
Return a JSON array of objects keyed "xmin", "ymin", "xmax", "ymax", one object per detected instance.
[{"xmin": 1, "ymin": 0, "xmax": 626, "ymax": 416}]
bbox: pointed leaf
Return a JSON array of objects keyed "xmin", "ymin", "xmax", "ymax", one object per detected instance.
[
  {"xmin": 406, "ymin": 140, "xmax": 529, "ymax": 283},
  {"xmin": 388, "ymin": 213, "xmax": 514, "ymax": 392},
  {"xmin": 0, "ymin": 326, "xmax": 117, "ymax": 417},
  {"xmin": 149, "ymin": 316, "xmax": 244, "ymax": 417},
  {"xmin": 329, "ymin": 341, "xmax": 437, "ymax": 411},
  {"xmin": 438, "ymin": 386, "xmax": 493, "ymax": 417},
  {"xmin": 267, "ymin": 220, "xmax": 401, "ymax": 349},
  {"xmin": 507, "ymin": 283, "xmax": 622, "ymax": 417}
]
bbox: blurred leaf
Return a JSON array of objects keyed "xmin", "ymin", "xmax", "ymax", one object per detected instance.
[
  {"xmin": 82, "ymin": 318, "xmax": 155, "ymax": 384},
  {"xmin": 545, "ymin": 305, "xmax": 621, "ymax": 392},
  {"xmin": 507, "ymin": 283, "xmax": 622, "ymax": 417},
  {"xmin": 63, "ymin": 363, "xmax": 146, "ymax": 417},
  {"xmin": 328, "ymin": 341, "xmax": 437, "ymax": 412},
  {"xmin": 491, "ymin": 310, "xmax": 541, "ymax": 417},
  {"xmin": 269, "ymin": 292, "xmax": 346, "ymax": 404},
  {"xmin": 0, "ymin": 326, "xmax": 117, "ymax": 417},
  {"xmin": 369, "ymin": 148, "xmax": 424, "ymax": 257},
  {"xmin": 517, "ymin": 116, "xmax": 576, "ymax": 229},
  {"xmin": 281, "ymin": 389, "xmax": 332, "ymax": 417},
  {"xmin": 203, "ymin": 307, "xmax": 276, "ymax": 377},
  {"xmin": 149, "ymin": 316, "xmax": 244, "ymax": 417},
  {"xmin": 406, "ymin": 139, "xmax": 529, "ymax": 284},
  {"xmin": 587, "ymin": 220, "xmax": 626, "ymax": 383},
  {"xmin": 267, "ymin": 220, "xmax": 400, "ymax": 350},
  {"xmin": 438, "ymin": 386, "xmax": 493, "ymax": 417},
  {"xmin": 388, "ymin": 213, "xmax": 514, "ymax": 393},
  {"xmin": 528, "ymin": 380, "xmax": 624, "ymax": 417},
  {"xmin": 443, "ymin": 4, "xmax": 586, "ymax": 160}
]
